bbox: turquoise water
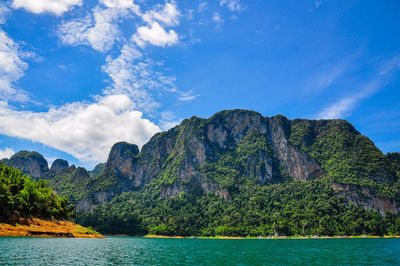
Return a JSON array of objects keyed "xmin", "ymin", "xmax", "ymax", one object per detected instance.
[{"xmin": 1, "ymin": 237, "xmax": 399, "ymax": 265}]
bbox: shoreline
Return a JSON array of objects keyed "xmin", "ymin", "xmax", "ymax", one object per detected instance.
[
  {"xmin": 0, "ymin": 218, "xmax": 104, "ymax": 238},
  {"xmin": 143, "ymin": 234, "xmax": 400, "ymax": 240}
]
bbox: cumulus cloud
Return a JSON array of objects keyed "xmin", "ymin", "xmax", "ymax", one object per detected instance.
[
  {"xmin": 133, "ymin": 21, "xmax": 178, "ymax": 47},
  {"xmin": 0, "ymin": 95, "xmax": 160, "ymax": 163},
  {"xmin": 59, "ymin": 1, "xmax": 139, "ymax": 52},
  {"xmin": 0, "ymin": 147, "xmax": 15, "ymax": 159},
  {"xmin": 220, "ymin": 0, "xmax": 242, "ymax": 12},
  {"xmin": 0, "ymin": 29, "xmax": 30, "ymax": 102},
  {"xmin": 11, "ymin": 0, "xmax": 82, "ymax": 15}
]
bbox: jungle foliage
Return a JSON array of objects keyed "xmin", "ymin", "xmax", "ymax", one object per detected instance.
[{"xmin": 0, "ymin": 162, "xmax": 75, "ymax": 221}]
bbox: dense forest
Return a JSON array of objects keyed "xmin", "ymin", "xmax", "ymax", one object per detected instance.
[
  {"xmin": 0, "ymin": 162, "xmax": 75, "ymax": 222},
  {"xmin": 76, "ymin": 177, "xmax": 400, "ymax": 237},
  {"xmin": 74, "ymin": 112, "xmax": 400, "ymax": 237}
]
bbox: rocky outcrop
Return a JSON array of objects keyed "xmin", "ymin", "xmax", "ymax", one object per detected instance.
[
  {"xmin": 332, "ymin": 183, "xmax": 399, "ymax": 215},
  {"xmin": 269, "ymin": 116, "xmax": 323, "ymax": 181},
  {"xmin": 105, "ymin": 142, "xmax": 140, "ymax": 185},
  {"xmin": 7, "ymin": 151, "xmax": 49, "ymax": 179},
  {"xmin": 95, "ymin": 110, "xmax": 324, "ymax": 203},
  {"xmin": 50, "ymin": 159, "xmax": 69, "ymax": 176},
  {"xmin": 44, "ymin": 109, "xmax": 398, "ymax": 215}
]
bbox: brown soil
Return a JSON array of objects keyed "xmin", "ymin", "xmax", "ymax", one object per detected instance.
[{"xmin": 0, "ymin": 218, "xmax": 104, "ymax": 238}]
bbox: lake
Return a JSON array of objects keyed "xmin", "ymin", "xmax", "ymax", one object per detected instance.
[{"xmin": 1, "ymin": 237, "xmax": 399, "ymax": 265}]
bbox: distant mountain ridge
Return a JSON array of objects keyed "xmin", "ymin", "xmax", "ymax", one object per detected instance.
[{"xmin": 4, "ymin": 109, "xmax": 400, "ymax": 236}]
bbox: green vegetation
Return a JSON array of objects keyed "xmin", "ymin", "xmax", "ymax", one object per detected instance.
[
  {"xmin": 76, "ymin": 179, "xmax": 400, "ymax": 237},
  {"xmin": 74, "ymin": 115, "xmax": 400, "ymax": 237},
  {"xmin": 50, "ymin": 166, "xmax": 91, "ymax": 204},
  {"xmin": 0, "ymin": 162, "xmax": 75, "ymax": 221},
  {"xmin": 288, "ymin": 119, "xmax": 399, "ymax": 198},
  {"xmin": 89, "ymin": 163, "xmax": 106, "ymax": 178}
]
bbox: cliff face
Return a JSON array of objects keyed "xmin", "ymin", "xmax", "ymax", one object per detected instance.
[
  {"xmin": 50, "ymin": 159, "xmax": 69, "ymax": 176},
  {"xmin": 93, "ymin": 110, "xmax": 324, "ymax": 206},
  {"xmin": 89, "ymin": 109, "xmax": 398, "ymax": 214},
  {"xmin": 6, "ymin": 151, "xmax": 49, "ymax": 179},
  {"xmin": 8, "ymin": 109, "xmax": 398, "ymax": 215}
]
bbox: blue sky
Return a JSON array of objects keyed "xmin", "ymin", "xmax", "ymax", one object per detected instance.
[{"xmin": 0, "ymin": 0, "xmax": 399, "ymax": 169}]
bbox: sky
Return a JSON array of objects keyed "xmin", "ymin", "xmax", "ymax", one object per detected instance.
[{"xmin": 0, "ymin": 0, "xmax": 399, "ymax": 169}]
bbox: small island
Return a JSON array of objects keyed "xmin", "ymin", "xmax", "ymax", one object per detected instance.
[{"xmin": 0, "ymin": 162, "xmax": 103, "ymax": 238}]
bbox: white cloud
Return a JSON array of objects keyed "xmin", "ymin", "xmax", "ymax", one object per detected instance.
[
  {"xmin": 102, "ymin": 42, "xmax": 178, "ymax": 111},
  {"xmin": 11, "ymin": 0, "xmax": 82, "ymax": 16},
  {"xmin": 59, "ymin": 8, "xmax": 120, "ymax": 52},
  {"xmin": 304, "ymin": 63, "xmax": 347, "ymax": 97},
  {"xmin": 220, "ymin": 0, "xmax": 242, "ymax": 12},
  {"xmin": 178, "ymin": 89, "xmax": 199, "ymax": 102},
  {"xmin": 0, "ymin": 28, "xmax": 30, "ymax": 102},
  {"xmin": 0, "ymin": 4, "xmax": 10, "ymax": 24},
  {"xmin": 0, "ymin": 147, "xmax": 15, "ymax": 159},
  {"xmin": 317, "ymin": 57, "xmax": 400, "ymax": 119},
  {"xmin": 134, "ymin": 21, "xmax": 178, "ymax": 47},
  {"xmin": 212, "ymin": 12, "xmax": 224, "ymax": 29},
  {"xmin": 59, "ymin": 1, "xmax": 139, "ymax": 52},
  {"xmin": 198, "ymin": 2, "xmax": 207, "ymax": 12},
  {"xmin": 100, "ymin": 0, "xmax": 137, "ymax": 9},
  {"xmin": 142, "ymin": 2, "xmax": 180, "ymax": 26},
  {"xmin": 212, "ymin": 12, "xmax": 223, "ymax": 23},
  {"xmin": 0, "ymin": 95, "xmax": 160, "ymax": 163},
  {"xmin": 317, "ymin": 94, "xmax": 363, "ymax": 119}
]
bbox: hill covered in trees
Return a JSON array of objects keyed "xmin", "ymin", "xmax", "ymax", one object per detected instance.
[
  {"xmin": 4, "ymin": 109, "xmax": 400, "ymax": 236},
  {"xmin": 0, "ymin": 162, "xmax": 75, "ymax": 222}
]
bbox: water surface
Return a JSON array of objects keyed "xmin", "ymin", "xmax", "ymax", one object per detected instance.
[{"xmin": 1, "ymin": 237, "xmax": 399, "ymax": 265}]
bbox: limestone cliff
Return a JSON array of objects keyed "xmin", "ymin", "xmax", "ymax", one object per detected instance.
[
  {"xmin": 50, "ymin": 159, "xmax": 69, "ymax": 176},
  {"xmin": 87, "ymin": 109, "xmax": 398, "ymax": 214},
  {"xmin": 10, "ymin": 109, "xmax": 398, "ymax": 215},
  {"xmin": 6, "ymin": 151, "xmax": 49, "ymax": 179}
]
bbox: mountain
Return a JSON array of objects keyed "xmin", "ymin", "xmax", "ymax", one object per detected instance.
[
  {"xmin": 73, "ymin": 110, "xmax": 400, "ymax": 212},
  {"xmin": 6, "ymin": 109, "xmax": 400, "ymax": 236},
  {"xmin": 49, "ymin": 159, "xmax": 69, "ymax": 176},
  {"xmin": 89, "ymin": 163, "xmax": 106, "ymax": 178},
  {"xmin": 75, "ymin": 110, "xmax": 400, "ymax": 236},
  {"xmin": 4, "ymin": 150, "xmax": 50, "ymax": 179},
  {"xmin": 0, "ymin": 162, "xmax": 74, "ymax": 222}
]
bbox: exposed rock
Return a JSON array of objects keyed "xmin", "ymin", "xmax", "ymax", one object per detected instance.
[
  {"xmin": 332, "ymin": 183, "xmax": 399, "ymax": 215},
  {"xmin": 7, "ymin": 151, "xmax": 49, "ymax": 179},
  {"xmin": 106, "ymin": 142, "xmax": 140, "ymax": 184},
  {"xmin": 91, "ymin": 110, "xmax": 324, "ymax": 204},
  {"xmin": 47, "ymin": 109, "xmax": 399, "ymax": 215},
  {"xmin": 50, "ymin": 159, "xmax": 69, "ymax": 176},
  {"xmin": 269, "ymin": 116, "xmax": 323, "ymax": 181}
]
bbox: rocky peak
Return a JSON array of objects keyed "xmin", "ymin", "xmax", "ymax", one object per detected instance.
[
  {"xmin": 105, "ymin": 142, "xmax": 140, "ymax": 181},
  {"xmin": 7, "ymin": 150, "xmax": 49, "ymax": 179},
  {"xmin": 73, "ymin": 167, "xmax": 89, "ymax": 180},
  {"xmin": 50, "ymin": 159, "xmax": 69, "ymax": 176}
]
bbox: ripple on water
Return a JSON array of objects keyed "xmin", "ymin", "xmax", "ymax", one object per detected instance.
[{"xmin": 1, "ymin": 237, "xmax": 400, "ymax": 265}]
